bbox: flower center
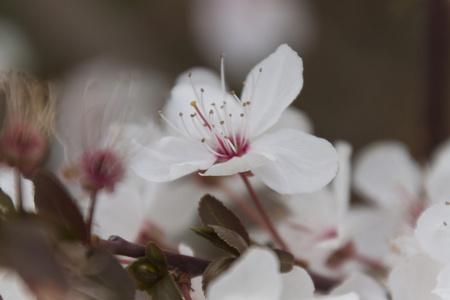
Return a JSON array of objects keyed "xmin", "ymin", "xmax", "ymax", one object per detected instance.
[{"xmin": 80, "ymin": 149, "xmax": 125, "ymax": 193}]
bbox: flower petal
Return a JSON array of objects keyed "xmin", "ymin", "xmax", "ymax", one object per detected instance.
[
  {"xmin": 415, "ymin": 202, "xmax": 450, "ymax": 264},
  {"xmin": 131, "ymin": 137, "xmax": 216, "ymax": 182},
  {"xmin": 201, "ymin": 153, "xmax": 275, "ymax": 176},
  {"xmin": 250, "ymin": 129, "xmax": 338, "ymax": 194},
  {"xmin": 241, "ymin": 44, "xmax": 303, "ymax": 137},
  {"xmin": 330, "ymin": 272, "xmax": 388, "ymax": 300},
  {"xmin": 206, "ymin": 247, "xmax": 282, "ymax": 300},
  {"xmin": 281, "ymin": 266, "xmax": 315, "ymax": 300},
  {"xmin": 433, "ymin": 265, "xmax": 450, "ymax": 299}
]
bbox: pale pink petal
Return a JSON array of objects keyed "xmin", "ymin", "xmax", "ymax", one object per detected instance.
[
  {"xmin": 281, "ymin": 267, "xmax": 314, "ymax": 300},
  {"xmin": 388, "ymin": 254, "xmax": 442, "ymax": 300},
  {"xmin": 331, "ymin": 141, "xmax": 352, "ymax": 222},
  {"xmin": 206, "ymin": 248, "xmax": 282, "ymax": 300},
  {"xmin": 433, "ymin": 265, "xmax": 450, "ymax": 299},
  {"xmin": 353, "ymin": 141, "xmax": 422, "ymax": 210},
  {"xmin": 131, "ymin": 137, "xmax": 216, "ymax": 182},
  {"xmin": 310, "ymin": 293, "xmax": 360, "ymax": 300},
  {"xmin": 241, "ymin": 44, "xmax": 304, "ymax": 137},
  {"xmin": 250, "ymin": 129, "xmax": 338, "ymax": 194},
  {"xmin": 331, "ymin": 272, "xmax": 388, "ymax": 300},
  {"xmin": 201, "ymin": 153, "xmax": 275, "ymax": 176},
  {"xmin": 415, "ymin": 202, "xmax": 450, "ymax": 264}
]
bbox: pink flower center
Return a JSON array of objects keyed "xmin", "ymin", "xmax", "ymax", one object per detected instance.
[{"xmin": 81, "ymin": 149, "xmax": 124, "ymax": 193}]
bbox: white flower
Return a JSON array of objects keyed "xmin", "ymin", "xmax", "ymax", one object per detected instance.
[{"xmin": 132, "ymin": 44, "xmax": 338, "ymax": 195}]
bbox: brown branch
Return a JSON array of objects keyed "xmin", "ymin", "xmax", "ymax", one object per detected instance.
[{"xmin": 96, "ymin": 236, "xmax": 211, "ymax": 277}]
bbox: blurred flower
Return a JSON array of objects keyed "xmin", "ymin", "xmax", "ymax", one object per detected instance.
[
  {"xmin": 0, "ymin": 268, "xmax": 36, "ymax": 300},
  {"xmin": 132, "ymin": 44, "xmax": 338, "ymax": 195},
  {"xmin": 190, "ymin": 0, "xmax": 315, "ymax": 78},
  {"xmin": 0, "ymin": 19, "xmax": 35, "ymax": 70},
  {"xmin": 0, "ymin": 70, "xmax": 56, "ymax": 175}
]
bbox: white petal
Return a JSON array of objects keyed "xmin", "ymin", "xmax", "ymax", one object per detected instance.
[
  {"xmin": 330, "ymin": 272, "xmax": 388, "ymax": 300},
  {"xmin": 0, "ymin": 268, "xmax": 36, "ymax": 300},
  {"xmin": 202, "ymin": 153, "xmax": 275, "ymax": 176},
  {"xmin": 281, "ymin": 267, "xmax": 314, "ymax": 300},
  {"xmin": 267, "ymin": 107, "xmax": 314, "ymax": 135},
  {"xmin": 241, "ymin": 44, "xmax": 304, "ymax": 137},
  {"xmin": 387, "ymin": 254, "xmax": 442, "ymax": 300},
  {"xmin": 131, "ymin": 137, "xmax": 216, "ymax": 182},
  {"xmin": 310, "ymin": 293, "xmax": 360, "ymax": 300},
  {"xmin": 353, "ymin": 141, "xmax": 422, "ymax": 210},
  {"xmin": 433, "ymin": 265, "xmax": 450, "ymax": 299},
  {"xmin": 174, "ymin": 67, "xmax": 222, "ymax": 89},
  {"xmin": 415, "ymin": 202, "xmax": 450, "ymax": 264},
  {"xmin": 206, "ymin": 247, "xmax": 282, "ymax": 300},
  {"xmin": 331, "ymin": 141, "xmax": 352, "ymax": 222},
  {"xmin": 250, "ymin": 129, "xmax": 338, "ymax": 194},
  {"xmin": 426, "ymin": 139, "xmax": 450, "ymax": 204}
]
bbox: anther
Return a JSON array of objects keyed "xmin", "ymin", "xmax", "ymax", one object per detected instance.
[
  {"xmin": 231, "ymin": 90, "xmax": 235, "ymax": 95},
  {"xmin": 190, "ymin": 101, "xmax": 197, "ymax": 106},
  {"xmin": 201, "ymin": 88, "xmax": 204, "ymax": 92},
  {"xmin": 190, "ymin": 114, "xmax": 195, "ymax": 118},
  {"xmin": 157, "ymin": 110, "xmax": 162, "ymax": 115},
  {"xmin": 220, "ymin": 121, "xmax": 225, "ymax": 125},
  {"xmin": 179, "ymin": 112, "xmax": 183, "ymax": 117},
  {"xmin": 242, "ymin": 81, "xmax": 246, "ymax": 87},
  {"xmin": 259, "ymin": 67, "xmax": 262, "ymax": 72},
  {"xmin": 188, "ymin": 72, "xmax": 192, "ymax": 77}
]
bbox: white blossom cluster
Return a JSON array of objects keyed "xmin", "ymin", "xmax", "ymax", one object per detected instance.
[{"xmin": 0, "ymin": 43, "xmax": 448, "ymax": 300}]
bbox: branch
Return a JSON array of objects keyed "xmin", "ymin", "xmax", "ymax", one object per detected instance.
[{"xmin": 96, "ymin": 236, "xmax": 211, "ymax": 277}]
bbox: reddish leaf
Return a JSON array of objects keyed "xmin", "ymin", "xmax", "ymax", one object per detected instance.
[{"xmin": 32, "ymin": 170, "xmax": 88, "ymax": 243}]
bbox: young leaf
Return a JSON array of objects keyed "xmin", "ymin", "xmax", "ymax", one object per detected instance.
[
  {"xmin": 273, "ymin": 249, "xmax": 294, "ymax": 273},
  {"xmin": 127, "ymin": 242, "xmax": 183, "ymax": 300},
  {"xmin": 201, "ymin": 257, "xmax": 235, "ymax": 293},
  {"xmin": 0, "ymin": 188, "xmax": 15, "ymax": 218},
  {"xmin": 191, "ymin": 227, "xmax": 240, "ymax": 257},
  {"xmin": 198, "ymin": 194, "xmax": 250, "ymax": 244},
  {"xmin": 209, "ymin": 225, "xmax": 248, "ymax": 254},
  {"xmin": 32, "ymin": 170, "xmax": 88, "ymax": 243}
]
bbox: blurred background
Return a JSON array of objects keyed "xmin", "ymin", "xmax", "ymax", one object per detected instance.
[{"xmin": 0, "ymin": 0, "xmax": 448, "ymax": 161}]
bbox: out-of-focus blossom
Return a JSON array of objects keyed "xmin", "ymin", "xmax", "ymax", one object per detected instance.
[
  {"xmin": 0, "ymin": 71, "xmax": 56, "ymax": 175},
  {"xmin": 55, "ymin": 60, "xmax": 163, "ymax": 194},
  {"xmin": 330, "ymin": 272, "xmax": 388, "ymax": 300},
  {"xmin": 132, "ymin": 44, "xmax": 338, "ymax": 195},
  {"xmin": 190, "ymin": 0, "xmax": 315, "ymax": 78},
  {"xmin": 206, "ymin": 247, "xmax": 359, "ymax": 300}
]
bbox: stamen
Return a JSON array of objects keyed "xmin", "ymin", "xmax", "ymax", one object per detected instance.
[
  {"xmin": 224, "ymin": 136, "xmax": 237, "ymax": 153},
  {"xmin": 179, "ymin": 112, "xmax": 193, "ymax": 138},
  {"xmin": 188, "ymin": 72, "xmax": 201, "ymax": 103},
  {"xmin": 191, "ymin": 101, "xmax": 211, "ymax": 130},
  {"xmin": 158, "ymin": 110, "xmax": 190, "ymax": 139},
  {"xmin": 201, "ymin": 138, "xmax": 227, "ymax": 157}
]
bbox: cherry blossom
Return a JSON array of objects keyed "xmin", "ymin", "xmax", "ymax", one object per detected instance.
[{"xmin": 132, "ymin": 44, "xmax": 338, "ymax": 195}]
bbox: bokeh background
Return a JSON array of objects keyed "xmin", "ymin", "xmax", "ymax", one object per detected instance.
[{"xmin": 0, "ymin": 0, "xmax": 448, "ymax": 160}]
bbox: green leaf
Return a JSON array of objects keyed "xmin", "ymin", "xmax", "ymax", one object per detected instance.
[
  {"xmin": 32, "ymin": 170, "xmax": 88, "ymax": 243},
  {"xmin": 0, "ymin": 188, "xmax": 15, "ymax": 218},
  {"xmin": 273, "ymin": 249, "xmax": 294, "ymax": 273},
  {"xmin": 209, "ymin": 225, "xmax": 248, "ymax": 254},
  {"xmin": 198, "ymin": 194, "xmax": 250, "ymax": 244},
  {"xmin": 191, "ymin": 227, "xmax": 240, "ymax": 256},
  {"xmin": 127, "ymin": 242, "xmax": 183, "ymax": 300},
  {"xmin": 201, "ymin": 257, "xmax": 235, "ymax": 293}
]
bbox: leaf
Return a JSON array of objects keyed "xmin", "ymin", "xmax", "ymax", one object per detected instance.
[
  {"xmin": 201, "ymin": 257, "xmax": 235, "ymax": 293},
  {"xmin": 190, "ymin": 227, "xmax": 240, "ymax": 256},
  {"xmin": 198, "ymin": 194, "xmax": 251, "ymax": 245},
  {"xmin": 127, "ymin": 242, "xmax": 183, "ymax": 300},
  {"xmin": 0, "ymin": 188, "xmax": 15, "ymax": 218},
  {"xmin": 32, "ymin": 170, "xmax": 88, "ymax": 243},
  {"xmin": 209, "ymin": 225, "xmax": 248, "ymax": 254},
  {"xmin": 273, "ymin": 249, "xmax": 294, "ymax": 273},
  {"xmin": 59, "ymin": 244, "xmax": 136, "ymax": 300},
  {"xmin": 0, "ymin": 216, "xmax": 69, "ymax": 298}
]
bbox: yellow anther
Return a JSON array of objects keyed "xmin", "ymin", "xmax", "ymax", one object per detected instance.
[
  {"xmin": 190, "ymin": 114, "xmax": 195, "ymax": 118},
  {"xmin": 220, "ymin": 121, "xmax": 224, "ymax": 125},
  {"xmin": 190, "ymin": 101, "xmax": 197, "ymax": 106},
  {"xmin": 157, "ymin": 110, "xmax": 162, "ymax": 115},
  {"xmin": 259, "ymin": 67, "xmax": 262, "ymax": 72},
  {"xmin": 179, "ymin": 112, "xmax": 183, "ymax": 117},
  {"xmin": 200, "ymin": 88, "xmax": 204, "ymax": 92},
  {"xmin": 201, "ymin": 138, "xmax": 206, "ymax": 143},
  {"xmin": 240, "ymin": 113, "xmax": 244, "ymax": 117},
  {"xmin": 242, "ymin": 81, "xmax": 246, "ymax": 87},
  {"xmin": 231, "ymin": 90, "xmax": 235, "ymax": 95}
]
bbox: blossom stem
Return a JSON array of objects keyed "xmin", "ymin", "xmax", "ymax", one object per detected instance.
[
  {"xmin": 239, "ymin": 174, "xmax": 290, "ymax": 252},
  {"xmin": 13, "ymin": 168, "xmax": 23, "ymax": 213},
  {"xmin": 86, "ymin": 191, "xmax": 98, "ymax": 252}
]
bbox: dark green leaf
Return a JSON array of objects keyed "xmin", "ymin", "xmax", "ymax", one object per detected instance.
[
  {"xmin": 273, "ymin": 249, "xmax": 294, "ymax": 273},
  {"xmin": 0, "ymin": 188, "xmax": 15, "ymax": 218},
  {"xmin": 128, "ymin": 257, "xmax": 163, "ymax": 289},
  {"xmin": 145, "ymin": 242, "xmax": 169, "ymax": 272},
  {"xmin": 201, "ymin": 257, "xmax": 235, "ymax": 293},
  {"xmin": 0, "ymin": 217, "xmax": 69, "ymax": 298},
  {"xmin": 198, "ymin": 194, "xmax": 250, "ymax": 245},
  {"xmin": 147, "ymin": 274, "xmax": 184, "ymax": 300},
  {"xmin": 191, "ymin": 227, "xmax": 240, "ymax": 256},
  {"xmin": 32, "ymin": 170, "xmax": 88, "ymax": 243},
  {"xmin": 209, "ymin": 225, "xmax": 248, "ymax": 254}
]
